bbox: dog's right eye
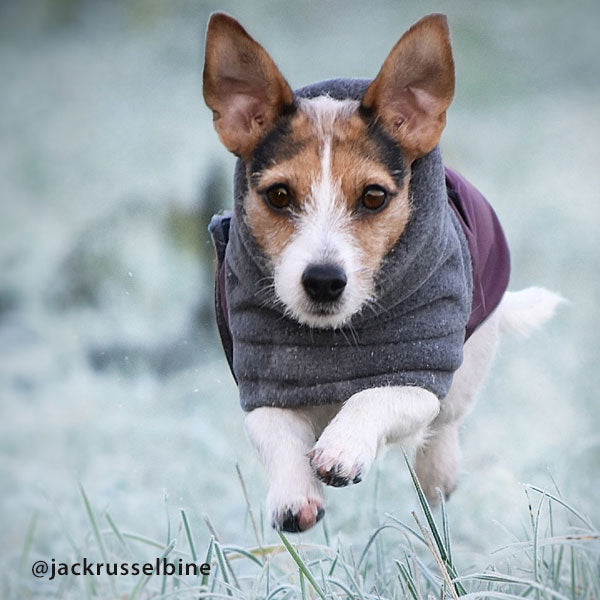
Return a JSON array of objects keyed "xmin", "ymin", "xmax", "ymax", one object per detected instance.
[
  {"xmin": 265, "ymin": 185, "xmax": 291, "ymax": 210},
  {"xmin": 360, "ymin": 185, "xmax": 388, "ymax": 212}
]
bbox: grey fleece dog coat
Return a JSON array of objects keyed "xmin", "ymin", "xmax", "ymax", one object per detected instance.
[{"xmin": 209, "ymin": 79, "xmax": 510, "ymax": 412}]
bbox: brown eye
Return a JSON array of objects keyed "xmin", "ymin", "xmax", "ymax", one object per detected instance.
[
  {"xmin": 361, "ymin": 186, "xmax": 388, "ymax": 211},
  {"xmin": 266, "ymin": 185, "xmax": 291, "ymax": 210}
]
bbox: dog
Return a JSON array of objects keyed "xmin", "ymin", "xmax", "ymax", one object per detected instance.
[{"xmin": 203, "ymin": 13, "xmax": 562, "ymax": 533}]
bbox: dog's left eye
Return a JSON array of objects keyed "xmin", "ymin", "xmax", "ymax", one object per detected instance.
[
  {"xmin": 360, "ymin": 186, "xmax": 388, "ymax": 211},
  {"xmin": 265, "ymin": 185, "xmax": 291, "ymax": 210}
]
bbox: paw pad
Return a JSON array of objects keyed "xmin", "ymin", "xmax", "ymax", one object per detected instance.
[{"xmin": 272, "ymin": 502, "xmax": 324, "ymax": 532}]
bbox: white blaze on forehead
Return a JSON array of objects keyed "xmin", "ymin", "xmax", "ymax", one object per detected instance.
[
  {"xmin": 298, "ymin": 96, "xmax": 359, "ymax": 135},
  {"xmin": 271, "ymin": 95, "xmax": 370, "ymax": 328},
  {"xmin": 297, "ymin": 97, "xmax": 360, "ymax": 262}
]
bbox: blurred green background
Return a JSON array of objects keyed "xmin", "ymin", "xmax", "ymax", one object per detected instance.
[{"xmin": 1, "ymin": 0, "xmax": 599, "ymax": 596}]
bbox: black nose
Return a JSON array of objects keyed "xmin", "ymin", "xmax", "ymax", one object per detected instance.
[{"xmin": 301, "ymin": 264, "xmax": 347, "ymax": 303}]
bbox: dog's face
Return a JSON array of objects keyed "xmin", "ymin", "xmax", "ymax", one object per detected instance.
[{"xmin": 203, "ymin": 14, "xmax": 454, "ymax": 328}]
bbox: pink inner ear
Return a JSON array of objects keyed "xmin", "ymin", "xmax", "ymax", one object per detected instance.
[
  {"xmin": 215, "ymin": 73, "xmax": 269, "ymax": 131},
  {"xmin": 387, "ymin": 86, "xmax": 445, "ymax": 125},
  {"xmin": 223, "ymin": 92, "xmax": 264, "ymax": 133},
  {"xmin": 408, "ymin": 86, "xmax": 446, "ymax": 117}
]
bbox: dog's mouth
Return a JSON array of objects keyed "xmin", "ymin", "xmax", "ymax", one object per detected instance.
[
  {"xmin": 306, "ymin": 301, "xmax": 343, "ymax": 317},
  {"xmin": 289, "ymin": 292, "xmax": 359, "ymax": 330},
  {"xmin": 294, "ymin": 301, "xmax": 351, "ymax": 329},
  {"xmin": 280, "ymin": 290, "xmax": 365, "ymax": 329}
]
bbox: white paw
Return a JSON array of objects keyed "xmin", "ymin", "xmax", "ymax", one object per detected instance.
[
  {"xmin": 267, "ymin": 481, "xmax": 325, "ymax": 532},
  {"xmin": 308, "ymin": 424, "xmax": 377, "ymax": 487}
]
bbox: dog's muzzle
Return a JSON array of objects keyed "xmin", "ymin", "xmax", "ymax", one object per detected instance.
[{"xmin": 301, "ymin": 264, "xmax": 347, "ymax": 303}]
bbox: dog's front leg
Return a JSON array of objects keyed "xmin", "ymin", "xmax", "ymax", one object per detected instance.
[
  {"xmin": 245, "ymin": 406, "xmax": 325, "ymax": 532},
  {"xmin": 309, "ymin": 387, "xmax": 440, "ymax": 487}
]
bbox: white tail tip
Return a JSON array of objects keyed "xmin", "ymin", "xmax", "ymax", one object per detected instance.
[{"xmin": 499, "ymin": 287, "xmax": 566, "ymax": 337}]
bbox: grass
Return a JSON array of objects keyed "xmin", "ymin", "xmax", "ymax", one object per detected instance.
[{"xmin": 7, "ymin": 455, "xmax": 599, "ymax": 600}]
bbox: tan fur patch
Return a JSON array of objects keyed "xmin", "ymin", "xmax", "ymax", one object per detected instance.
[
  {"xmin": 244, "ymin": 110, "xmax": 322, "ymax": 257},
  {"xmin": 329, "ymin": 114, "xmax": 411, "ymax": 272}
]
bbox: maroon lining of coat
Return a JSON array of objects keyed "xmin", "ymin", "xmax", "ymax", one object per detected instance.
[{"xmin": 445, "ymin": 167, "xmax": 510, "ymax": 340}]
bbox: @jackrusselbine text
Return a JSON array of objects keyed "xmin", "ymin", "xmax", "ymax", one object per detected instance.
[{"xmin": 31, "ymin": 558, "xmax": 211, "ymax": 580}]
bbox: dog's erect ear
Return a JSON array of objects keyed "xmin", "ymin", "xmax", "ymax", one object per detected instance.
[
  {"xmin": 203, "ymin": 13, "xmax": 294, "ymax": 158},
  {"xmin": 362, "ymin": 14, "xmax": 455, "ymax": 160}
]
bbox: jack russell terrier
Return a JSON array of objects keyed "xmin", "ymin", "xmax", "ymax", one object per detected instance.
[{"xmin": 204, "ymin": 13, "xmax": 562, "ymax": 532}]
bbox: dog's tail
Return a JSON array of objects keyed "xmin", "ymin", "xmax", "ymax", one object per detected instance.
[{"xmin": 498, "ymin": 287, "xmax": 566, "ymax": 337}]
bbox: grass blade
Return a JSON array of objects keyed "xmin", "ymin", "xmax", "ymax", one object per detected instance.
[
  {"xmin": 221, "ymin": 545, "xmax": 264, "ymax": 567},
  {"xmin": 438, "ymin": 488, "xmax": 453, "ymax": 567},
  {"xmin": 79, "ymin": 483, "xmax": 118, "ymax": 598},
  {"xmin": 79, "ymin": 484, "xmax": 109, "ymax": 563},
  {"xmin": 205, "ymin": 517, "xmax": 240, "ymax": 591},
  {"xmin": 402, "ymin": 450, "xmax": 449, "ymax": 562},
  {"xmin": 384, "ymin": 513, "xmax": 427, "ymax": 546},
  {"xmin": 19, "ymin": 511, "xmax": 38, "ymax": 576},
  {"xmin": 553, "ymin": 543, "xmax": 565, "ymax": 589},
  {"xmin": 299, "ymin": 569, "xmax": 307, "ymax": 600},
  {"xmin": 322, "ymin": 514, "xmax": 331, "ymax": 547},
  {"xmin": 339, "ymin": 552, "xmax": 366, "ymax": 600},
  {"xmin": 412, "ymin": 511, "xmax": 460, "ymax": 600},
  {"xmin": 455, "ymin": 593, "xmax": 549, "ymax": 600},
  {"xmin": 278, "ymin": 530, "xmax": 327, "ymax": 600},
  {"xmin": 105, "ymin": 511, "xmax": 131, "ymax": 557},
  {"xmin": 202, "ymin": 536, "xmax": 215, "ymax": 587},
  {"xmin": 403, "ymin": 450, "xmax": 466, "ymax": 596},
  {"xmin": 580, "ymin": 552, "xmax": 600, "ymax": 600},
  {"xmin": 327, "ymin": 577, "xmax": 357, "ymax": 598},
  {"xmin": 266, "ymin": 584, "xmax": 295, "ymax": 600},
  {"xmin": 570, "ymin": 547, "xmax": 576, "ymax": 599},
  {"xmin": 129, "ymin": 538, "xmax": 176, "ymax": 600},
  {"xmin": 533, "ymin": 490, "xmax": 546, "ymax": 587},
  {"xmin": 121, "ymin": 531, "xmax": 169, "ymax": 550},
  {"xmin": 265, "ymin": 557, "xmax": 270, "ymax": 598},
  {"xmin": 358, "ymin": 524, "xmax": 396, "ymax": 569},
  {"xmin": 396, "ymin": 560, "xmax": 422, "ymax": 600},
  {"xmin": 213, "ymin": 539, "xmax": 234, "ymax": 596},
  {"xmin": 181, "ymin": 509, "xmax": 198, "ymax": 563},
  {"xmin": 453, "ymin": 572, "xmax": 571, "ymax": 600},
  {"xmin": 236, "ymin": 463, "xmax": 265, "ymax": 560},
  {"xmin": 328, "ymin": 551, "xmax": 339, "ymax": 577},
  {"xmin": 526, "ymin": 485, "xmax": 595, "ymax": 531}
]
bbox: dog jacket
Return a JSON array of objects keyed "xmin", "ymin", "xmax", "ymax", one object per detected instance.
[{"xmin": 208, "ymin": 79, "xmax": 510, "ymax": 411}]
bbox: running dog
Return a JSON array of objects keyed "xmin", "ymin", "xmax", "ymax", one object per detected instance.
[{"xmin": 204, "ymin": 13, "xmax": 562, "ymax": 532}]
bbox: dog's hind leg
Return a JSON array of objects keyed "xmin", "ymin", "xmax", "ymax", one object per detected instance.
[
  {"xmin": 414, "ymin": 308, "xmax": 501, "ymax": 504},
  {"xmin": 414, "ymin": 422, "xmax": 461, "ymax": 503},
  {"xmin": 413, "ymin": 288, "xmax": 563, "ymax": 504},
  {"xmin": 245, "ymin": 406, "xmax": 326, "ymax": 532}
]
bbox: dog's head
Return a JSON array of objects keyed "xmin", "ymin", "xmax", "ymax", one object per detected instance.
[{"xmin": 203, "ymin": 14, "xmax": 454, "ymax": 328}]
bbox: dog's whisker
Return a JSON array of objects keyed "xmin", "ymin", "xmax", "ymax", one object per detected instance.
[
  {"xmin": 346, "ymin": 323, "xmax": 361, "ymax": 346},
  {"xmin": 255, "ymin": 276, "xmax": 275, "ymax": 286},
  {"xmin": 362, "ymin": 293, "xmax": 389, "ymax": 314},
  {"xmin": 337, "ymin": 327, "xmax": 352, "ymax": 346}
]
